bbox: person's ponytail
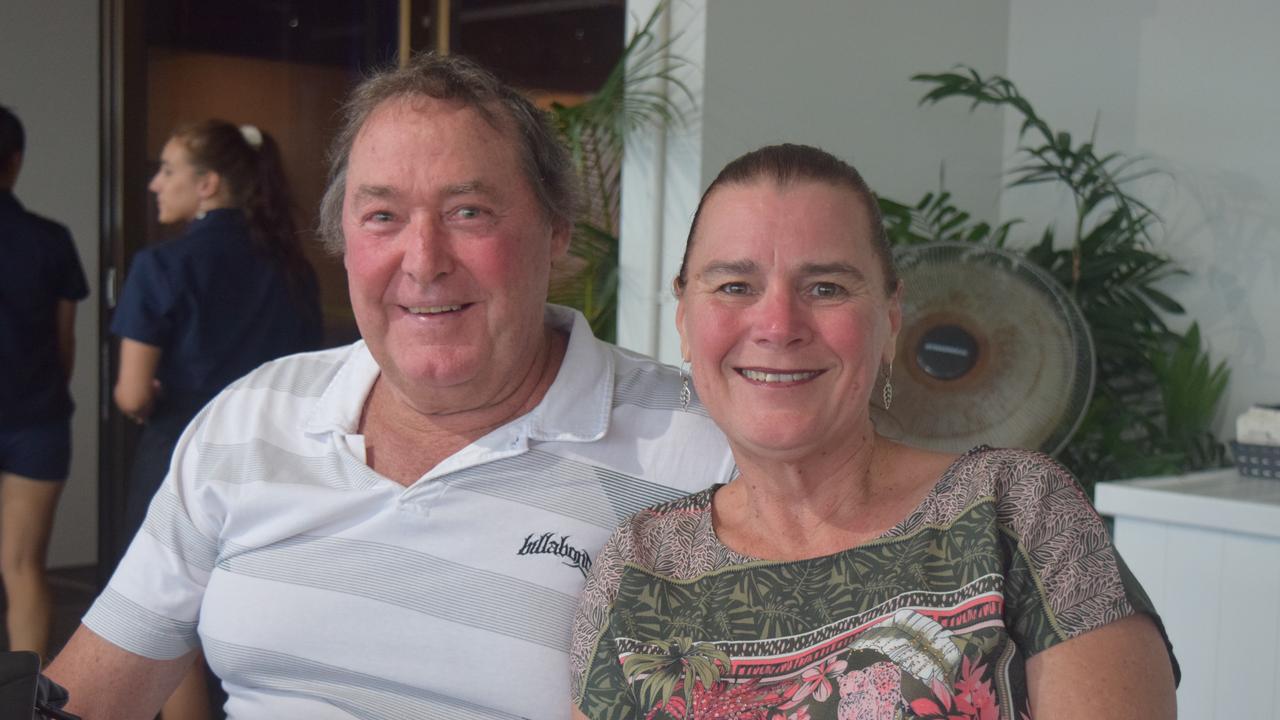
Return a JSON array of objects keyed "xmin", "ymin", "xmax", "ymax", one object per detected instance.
[
  {"xmin": 242, "ymin": 127, "xmax": 318, "ymax": 306},
  {"xmin": 175, "ymin": 120, "xmax": 319, "ymax": 312}
]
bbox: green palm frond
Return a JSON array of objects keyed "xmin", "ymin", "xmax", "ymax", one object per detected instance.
[
  {"xmin": 549, "ymin": 1, "xmax": 690, "ymax": 341},
  {"xmin": 884, "ymin": 67, "xmax": 1230, "ymax": 491}
]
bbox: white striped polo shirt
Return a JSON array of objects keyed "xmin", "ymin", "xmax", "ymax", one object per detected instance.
[{"xmin": 85, "ymin": 305, "xmax": 735, "ymax": 719}]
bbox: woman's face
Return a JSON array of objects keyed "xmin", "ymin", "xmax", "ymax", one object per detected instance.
[
  {"xmin": 148, "ymin": 138, "xmax": 207, "ymax": 224},
  {"xmin": 676, "ymin": 179, "xmax": 902, "ymax": 462}
]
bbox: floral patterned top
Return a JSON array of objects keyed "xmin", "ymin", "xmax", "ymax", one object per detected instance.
[{"xmin": 570, "ymin": 447, "xmax": 1176, "ymax": 719}]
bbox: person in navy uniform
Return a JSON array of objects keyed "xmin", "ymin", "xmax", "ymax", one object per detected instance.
[
  {"xmin": 0, "ymin": 104, "xmax": 89, "ymax": 662},
  {"xmin": 110, "ymin": 119, "xmax": 322, "ymax": 719}
]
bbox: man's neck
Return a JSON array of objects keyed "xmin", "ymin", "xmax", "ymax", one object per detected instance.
[{"xmin": 358, "ymin": 328, "xmax": 570, "ymax": 486}]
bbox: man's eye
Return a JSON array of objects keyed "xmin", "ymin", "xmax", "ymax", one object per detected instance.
[
  {"xmin": 810, "ymin": 282, "xmax": 846, "ymax": 299},
  {"xmin": 717, "ymin": 282, "xmax": 750, "ymax": 295},
  {"xmin": 366, "ymin": 211, "xmax": 394, "ymax": 223},
  {"xmin": 451, "ymin": 206, "xmax": 487, "ymax": 221}
]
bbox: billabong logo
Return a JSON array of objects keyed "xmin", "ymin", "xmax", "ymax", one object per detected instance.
[{"xmin": 517, "ymin": 532, "xmax": 592, "ymax": 577}]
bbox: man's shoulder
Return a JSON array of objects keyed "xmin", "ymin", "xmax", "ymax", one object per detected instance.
[
  {"xmin": 222, "ymin": 340, "xmax": 363, "ymax": 397},
  {"xmin": 1, "ymin": 201, "xmax": 73, "ymax": 246},
  {"xmin": 601, "ymin": 343, "xmax": 704, "ymax": 415},
  {"xmin": 205, "ymin": 342, "xmax": 365, "ymax": 425}
]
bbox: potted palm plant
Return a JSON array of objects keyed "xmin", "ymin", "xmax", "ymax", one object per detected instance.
[{"xmin": 879, "ymin": 67, "xmax": 1230, "ymax": 491}]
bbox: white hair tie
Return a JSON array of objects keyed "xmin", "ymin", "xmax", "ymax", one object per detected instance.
[{"xmin": 239, "ymin": 124, "xmax": 264, "ymax": 150}]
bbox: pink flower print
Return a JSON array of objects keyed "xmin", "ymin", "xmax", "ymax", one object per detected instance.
[
  {"xmin": 780, "ymin": 657, "xmax": 849, "ymax": 708},
  {"xmin": 770, "ymin": 708, "xmax": 811, "ymax": 720},
  {"xmin": 650, "ymin": 679, "xmax": 784, "ymax": 720},
  {"xmin": 951, "ymin": 657, "xmax": 997, "ymax": 720},
  {"xmin": 835, "ymin": 661, "xmax": 902, "ymax": 720},
  {"xmin": 909, "ymin": 658, "xmax": 999, "ymax": 720}
]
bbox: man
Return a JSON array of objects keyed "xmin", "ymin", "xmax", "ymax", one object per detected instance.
[
  {"xmin": 46, "ymin": 55, "xmax": 732, "ymax": 718},
  {"xmin": 0, "ymin": 104, "xmax": 89, "ymax": 661}
]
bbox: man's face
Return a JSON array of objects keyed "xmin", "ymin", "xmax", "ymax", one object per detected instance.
[{"xmin": 341, "ymin": 97, "xmax": 568, "ymax": 414}]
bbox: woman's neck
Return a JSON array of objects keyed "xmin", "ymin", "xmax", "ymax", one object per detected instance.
[{"xmin": 713, "ymin": 434, "xmax": 941, "ymax": 561}]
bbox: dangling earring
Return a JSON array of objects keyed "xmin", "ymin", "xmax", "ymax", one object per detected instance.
[
  {"xmin": 680, "ymin": 361, "xmax": 692, "ymax": 411},
  {"xmin": 882, "ymin": 360, "xmax": 894, "ymax": 410}
]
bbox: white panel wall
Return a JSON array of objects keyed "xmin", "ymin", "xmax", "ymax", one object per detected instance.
[
  {"xmin": 1114, "ymin": 516, "xmax": 1280, "ymax": 715},
  {"xmin": 0, "ymin": 1, "xmax": 100, "ymax": 566},
  {"xmin": 620, "ymin": 0, "xmax": 1012, "ymax": 363},
  {"xmin": 1004, "ymin": 0, "xmax": 1280, "ymax": 439}
]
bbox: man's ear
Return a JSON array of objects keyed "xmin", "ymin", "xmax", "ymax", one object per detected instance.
[
  {"xmin": 550, "ymin": 219, "xmax": 572, "ymax": 260},
  {"xmin": 0, "ymin": 150, "xmax": 21, "ymax": 188}
]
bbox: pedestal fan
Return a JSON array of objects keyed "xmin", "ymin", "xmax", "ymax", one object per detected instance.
[{"xmin": 881, "ymin": 243, "xmax": 1095, "ymax": 455}]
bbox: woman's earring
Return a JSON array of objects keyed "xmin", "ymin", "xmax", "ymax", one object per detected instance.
[
  {"xmin": 680, "ymin": 361, "xmax": 692, "ymax": 411},
  {"xmin": 882, "ymin": 361, "xmax": 894, "ymax": 410}
]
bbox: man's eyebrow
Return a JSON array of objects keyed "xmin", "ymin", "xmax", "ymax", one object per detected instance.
[
  {"xmin": 351, "ymin": 184, "xmax": 397, "ymax": 203},
  {"xmin": 444, "ymin": 180, "xmax": 496, "ymax": 197}
]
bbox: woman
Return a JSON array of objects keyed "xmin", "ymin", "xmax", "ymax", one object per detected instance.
[
  {"xmin": 111, "ymin": 119, "xmax": 322, "ymax": 718},
  {"xmin": 0, "ymin": 104, "xmax": 89, "ymax": 662},
  {"xmin": 571, "ymin": 145, "xmax": 1178, "ymax": 719}
]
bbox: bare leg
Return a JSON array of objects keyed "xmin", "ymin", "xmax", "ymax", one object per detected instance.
[
  {"xmin": 160, "ymin": 653, "xmax": 212, "ymax": 720},
  {"xmin": 0, "ymin": 471, "xmax": 65, "ymax": 660}
]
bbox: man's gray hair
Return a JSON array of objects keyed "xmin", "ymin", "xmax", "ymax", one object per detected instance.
[{"xmin": 317, "ymin": 53, "xmax": 578, "ymax": 254}]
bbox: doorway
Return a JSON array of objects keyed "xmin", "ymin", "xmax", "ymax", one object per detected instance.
[{"xmin": 97, "ymin": 0, "xmax": 625, "ymax": 576}]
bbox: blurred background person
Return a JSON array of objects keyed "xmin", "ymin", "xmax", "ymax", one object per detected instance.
[
  {"xmin": 111, "ymin": 119, "xmax": 322, "ymax": 718},
  {"xmin": 0, "ymin": 104, "xmax": 89, "ymax": 662}
]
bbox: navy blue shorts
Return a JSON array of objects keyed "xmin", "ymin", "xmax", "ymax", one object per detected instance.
[{"xmin": 0, "ymin": 420, "xmax": 72, "ymax": 481}]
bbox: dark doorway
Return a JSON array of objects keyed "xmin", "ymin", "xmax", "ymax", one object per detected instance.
[{"xmin": 97, "ymin": 0, "xmax": 626, "ymax": 580}]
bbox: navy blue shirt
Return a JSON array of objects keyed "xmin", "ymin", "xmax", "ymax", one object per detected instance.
[
  {"xmin": 110, "ymin": 208, "xmax": 322, "ymax": 403},
  {"xmin": 0, "ymin": 190, "xmax": 89, "ymax": 428}
]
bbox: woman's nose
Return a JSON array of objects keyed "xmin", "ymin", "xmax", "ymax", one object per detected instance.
[{"xmin": 752, "ymin": 287, "xmax": 811, "ymax": 348}]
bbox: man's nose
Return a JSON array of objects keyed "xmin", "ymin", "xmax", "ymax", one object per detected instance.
[{"xmin": 401, "ymin": 216, "xmax": 455, "ymax": 283}]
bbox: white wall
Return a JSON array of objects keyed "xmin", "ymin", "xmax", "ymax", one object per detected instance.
[
  {"xmin": 622, "ymin": 0, "xmax": 1278, "ymax": 440},
  {"xmin": 621, "ymin": 0, "xmax": 1012, "ymax": 364},
  {"xmin": 0, "ymin": 0, "xmax": 100, "ymax": 566},
  {"xmin": 1003, "ymin": 0, "xmax": 1280, "ymax": 439}
]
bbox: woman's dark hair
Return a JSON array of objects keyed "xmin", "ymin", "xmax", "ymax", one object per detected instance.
[
  {"xmin": 172, "ymin": 120, "xmax": 317, "ymax": 298},
  {"xmin": 675, "ymin": 143, "xmax": 898, "ymax": 296}
]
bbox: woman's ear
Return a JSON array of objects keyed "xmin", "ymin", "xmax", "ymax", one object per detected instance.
[
  {"xmin": 884, "ymin": 279, "xmax": 904, "ymax": 367},
  {"xmin": 675, "ymin": 294, "xmax": 690, "ymax": 363},
  {"xmin": 196, "ymin": 170, "xmax": 223, "ymax": 201}
]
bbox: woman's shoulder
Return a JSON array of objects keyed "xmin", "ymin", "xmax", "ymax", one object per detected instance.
[
  {"xmin": 931, "ymin": 445, "xmax": 1078, "ymax": 492},
  {"xmin": 895, "ymin": 445, "xmax": 1090, "ymax": 533},
  {"xmin": 608, "ymin": 486, "xmax": 736, "ymax": 577}
]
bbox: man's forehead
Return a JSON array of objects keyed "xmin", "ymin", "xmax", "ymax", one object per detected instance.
[{"xmin": 355, "ymin": 95, "xmax": 506, "ymax": 147}]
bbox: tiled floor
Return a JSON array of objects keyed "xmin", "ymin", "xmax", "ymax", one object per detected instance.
[{"xmin": 3, "ymin": 566, "xmax": 226, "ymax": 717}]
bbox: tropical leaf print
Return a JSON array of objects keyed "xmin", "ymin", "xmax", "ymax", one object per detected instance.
[
  {"xmin": 621, "ymin": 637, "xmax": 731, "ymax": 714},
  {"xmin": 572, "ymin": 448, "xmax": 1172, "ymax": 718}
]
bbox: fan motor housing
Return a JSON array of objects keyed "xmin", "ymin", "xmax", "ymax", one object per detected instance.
[{"xmin": 902, "ymin": 312, "xmax": 990, "ymax": 389}]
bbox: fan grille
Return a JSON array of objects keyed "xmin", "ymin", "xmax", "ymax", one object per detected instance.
[{"xmin": 882, "ymin": 243, "xmax": 1094, "ymax": 455}]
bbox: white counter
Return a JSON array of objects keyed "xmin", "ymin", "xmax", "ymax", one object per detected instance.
[{"xmin": 1096, "ymin": 468, "xmax": 1280, "ymax": 718}]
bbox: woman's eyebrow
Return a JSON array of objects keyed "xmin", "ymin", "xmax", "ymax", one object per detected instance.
[
  {"xmin": 799, "ymin": 261, "xmax": 865, "ymax": 280},
  {"xmin": 700, "ymin": 259, "xmax": 758, "ymax": 277}
]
